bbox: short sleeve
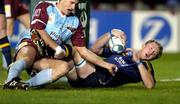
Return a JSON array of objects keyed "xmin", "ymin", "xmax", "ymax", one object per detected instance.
[
  {"xmin": 71, "ymin": 23, "xmax": 86, "ymax": 47},
  {"xmin": 31, "ymin": 2, "xmax": 52, "ymax": 30}
]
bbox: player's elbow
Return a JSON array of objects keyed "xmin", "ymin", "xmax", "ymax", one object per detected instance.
[
  {"xmin": 145, "ymin": 84, "xmax": 155, "ymax": 89},
  {"xmin": 144, "ymin": 82, "xmax": 155, "ymax": 89}
]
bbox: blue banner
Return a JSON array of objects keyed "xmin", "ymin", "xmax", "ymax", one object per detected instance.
[{"xmin": 89, "ymin": 10, "xmax": 132, "ymax": 48}]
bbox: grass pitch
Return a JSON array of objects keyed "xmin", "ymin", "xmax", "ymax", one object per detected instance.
[{"xmin": 0, "ymin": 53, "xmax": 180, "ymax": 104}]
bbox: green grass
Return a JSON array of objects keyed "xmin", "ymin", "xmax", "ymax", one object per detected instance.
[{"xmin": 0, "ymin": 53, "xmax": 180, "ymax": 104}]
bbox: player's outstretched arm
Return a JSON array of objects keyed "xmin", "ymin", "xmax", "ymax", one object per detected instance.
[
  {"xmin": 75, "ymin": 46, "xmax": 117, "ymax": 75},
  {"xmin": 91, "ymin": 29, "xmax": 127, "ymax": 55},
  {"xmin": 137, "ymin": 62, "xmax": 155, "ymax": 89},
  {"xmin": 133, "ymin": 52, "xmax": 155, "ymax": 89},
  {"xmin": 90, "ymin": 32, "xmax": 111, "ymax": 55}
]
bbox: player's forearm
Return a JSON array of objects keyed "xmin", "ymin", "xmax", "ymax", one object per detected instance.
[
  {"xmin": 137, "ymin": 63, "xmax": 155, "ymax": 89},
  {"xmin": 90, "ymin": 33, "xmax": 110, "ymax": 55},
  {"xmin": 76, "ymin": 46, "xmax": 110, "ymax": 69},
  {"xmin": 36, "ymin": 29, "xmax": 58, "ymax": 50}
]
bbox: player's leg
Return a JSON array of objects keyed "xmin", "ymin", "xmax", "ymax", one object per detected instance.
[
  {"xmin": 4, "ymin": 43, "xmax": 37, "ymax": 90},
  {"xmin": 17, "ymin": 0, "xmax": 30, "ymax": 29},
  {"xmin": 68, "ymin": 52, "xmax": 110, "ymax": 88},
  {"xmin": 24, "ymin": 44, "xmax": 81, "ymax": 87},
  {"xmin": 68, "ymin": 49, "xmax": 96, "ymax": 79},
  {"xmin": 66, "ymin": 61, "xmax": 78, "ymax": 81},
  {"xmin": 5, "ymin": 18, "xmax": 14, "ymax": 37},
  {"xmin": 0, "ymin": 14, "xmax": 12, "ymax": 68},
  {"xmin": 4, "ymin": 0, "xmax": 15, "ymax": 37},
  {"xmin": 4, "ymin": 0, "xmax": 30, "ymax": 37},
  {"xmin": 26, "ymin": 58, "xmax": 71, "ymax": 87},
  {"xmin": 17, "ymin": 13, "xmax": 30, "ymax": 29}
]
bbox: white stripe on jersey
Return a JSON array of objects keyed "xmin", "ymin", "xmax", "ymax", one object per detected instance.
[{"xmin": 31, "ymin": 19, "xmax": 46, "ymax": 25}]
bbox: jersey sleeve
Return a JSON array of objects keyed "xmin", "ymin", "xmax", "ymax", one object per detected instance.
[
  {"xmin": 71, "ymin": 23, "xmax": 86, "ymax": 47},
  {"xmin": 31, "ymin": 2, "xmax": 52, "ymax": 30},
  {"xmin": 100, "ymin": 47, "xmax": 113, "ymax": 57}
]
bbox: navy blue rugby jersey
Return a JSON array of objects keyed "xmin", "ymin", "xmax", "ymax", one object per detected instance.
[{"xmin": 100, "ymin": 48, "xmax": 155, "ymax": 87}]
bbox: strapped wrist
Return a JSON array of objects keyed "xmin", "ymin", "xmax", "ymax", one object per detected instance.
[{"xmin": 55, "ymin": 46, "xmax": 63, "ymax": 54}]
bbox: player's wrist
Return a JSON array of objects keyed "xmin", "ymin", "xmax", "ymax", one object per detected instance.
[
  {"xmin": 135, "ymin": 60, "xmax": 142, "ymax": 66},
  {"xmin": 55, "ymin": 46, "xmax": 63, "ymax": 54}
]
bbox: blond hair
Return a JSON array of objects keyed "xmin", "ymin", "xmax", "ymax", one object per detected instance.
[{"xmin": 145, "ymin": 39, "xmax": 163, "ymax": 60}]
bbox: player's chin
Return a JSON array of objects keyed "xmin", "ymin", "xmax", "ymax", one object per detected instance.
[
  {"xmin": 67, "ymin": 10, "xmax": 73, "ymax": 15},
  {"xmin": 142, "ymin": 57, "xmax": 151, "ymax": 61}
]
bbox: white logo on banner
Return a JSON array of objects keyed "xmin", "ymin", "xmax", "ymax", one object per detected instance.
[
  {"xmin": 132, "ymin": 11, "xmax": 178, "ymax": 52},
  {"xmin": 142, "ymin": 19, "xmax": 168, "ymax": 45}
]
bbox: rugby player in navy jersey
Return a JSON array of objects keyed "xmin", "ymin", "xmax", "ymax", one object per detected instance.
[
  {"xmin": 0, "ymin": 0, "xmax": 12, "ymax": 69},
  {"xmin": 67, "ymin": 29, "xmax": 163, "ymax": 89},
  {"xmin": 3, "ymin": 0, "xmax": 116, "ymax": 90},
  {"xmin": 1, "ymin": 0, "xmax": 30, "ymax": 68}
]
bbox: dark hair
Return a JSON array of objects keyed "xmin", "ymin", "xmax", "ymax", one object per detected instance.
[{"xmin": 145, "ymin": 39, "xmax": 163, "ymax": 60}]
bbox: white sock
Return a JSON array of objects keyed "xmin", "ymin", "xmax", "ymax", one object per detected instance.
[{"xmin": 26, "ymin": 69, "xmax": 52, "ymax": 87}]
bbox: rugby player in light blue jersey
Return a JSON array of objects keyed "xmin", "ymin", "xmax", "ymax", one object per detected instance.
[{"xmin": 4, "ymin": 0, "xmax": 116, "ymax": 90}]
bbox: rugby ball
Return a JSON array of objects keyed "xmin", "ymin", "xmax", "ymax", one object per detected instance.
[{"xmin": 108, "ymin": 36, "xmax": 125, "ymax": 54}]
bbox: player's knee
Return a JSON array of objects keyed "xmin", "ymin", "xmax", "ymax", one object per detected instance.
[
  {"xmin": 53, "ymin": 61, "xmax": 70, "ymax": 79},
  {"xmin": 16, "ymin": 47, "xmax": 36, "ymax": 65}
]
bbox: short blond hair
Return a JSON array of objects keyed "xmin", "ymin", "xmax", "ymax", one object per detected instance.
[{"xmin": 145, "ymin": 39, "xmax": 163, "ymax": 60}]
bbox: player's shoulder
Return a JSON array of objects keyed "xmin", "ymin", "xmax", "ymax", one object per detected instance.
[
  {"xmin": 67, "ymin": 13, "xmax": 80, "ymax": 25},
  {"xmin": 35, "ymin": 1, "xmax": 54, "ymax": 9},
  {"xmin": 68, "ymin": 13, "xmax": 78, "ymax": 19}
]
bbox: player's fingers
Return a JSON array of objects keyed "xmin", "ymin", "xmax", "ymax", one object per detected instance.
[{"xmin": 114, "ymin": 67, "xmax": 118, "ymax": 72}]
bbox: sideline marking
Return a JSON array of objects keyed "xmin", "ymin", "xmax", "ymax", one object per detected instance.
[{"xmin": 159, "ymin": 78, "xmax": 180, "ymax": 82}]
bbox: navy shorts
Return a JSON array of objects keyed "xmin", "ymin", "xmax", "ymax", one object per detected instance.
[
  {"xmin": 68, "ymin": 66, "xmax": 112, "ymax": 88},
  {"xmin": 0, "ymin": 1, "xmax": 5, "ymax": 14},
  {"xmin": 4, "ymin": 0, "xmax": 29, "ymax": 18}
]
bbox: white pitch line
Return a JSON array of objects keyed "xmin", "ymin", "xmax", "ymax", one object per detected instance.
[{"xmin": 159, "ymin": 78, "xmax": 180, "ymax": 82}]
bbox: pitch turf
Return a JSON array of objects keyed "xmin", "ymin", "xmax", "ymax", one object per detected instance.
[{"xmin": 0, "ymin": 53, "xmax": 180, "ymax": 104}]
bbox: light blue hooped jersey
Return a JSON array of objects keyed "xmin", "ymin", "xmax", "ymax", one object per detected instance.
[
  {"xmin": 15, "ymin": 29, "xmax": 31, "ymax": 50},
  {"xmin": 45, "ymin": 3, "xmax": 79, "ymax": 45},
  {"xmin": 22, "ymin": 2, "xmax": 80, "ymax": 46}
]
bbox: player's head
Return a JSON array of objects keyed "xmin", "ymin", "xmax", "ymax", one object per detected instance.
[
  {"xmin": 140, "ymin": 39, "xmax": 163, "ymax": 61},
  {"xmin": 58, "ymin": 0, "xmax": 78, "ymax": 15}
]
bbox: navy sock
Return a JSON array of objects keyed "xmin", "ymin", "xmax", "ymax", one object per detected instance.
[{"xmin": 0, "ymin": 36, "xmax": 12, "ymax": 66}]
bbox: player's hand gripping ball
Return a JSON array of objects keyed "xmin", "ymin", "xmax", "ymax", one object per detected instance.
[{"xmin": 108, "ymin": 36, "xmax": 125, "ymax": 54}]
